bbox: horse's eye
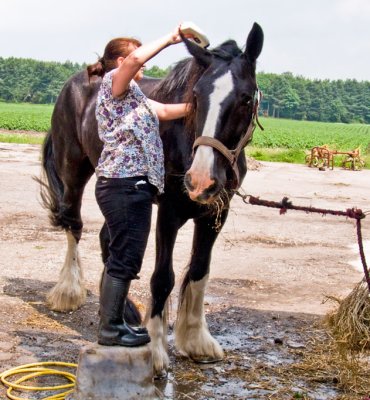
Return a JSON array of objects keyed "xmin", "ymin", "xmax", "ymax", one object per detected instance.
[{"xmin": 241, "ymin": 93, "xmax": 252, "ymax": 106}]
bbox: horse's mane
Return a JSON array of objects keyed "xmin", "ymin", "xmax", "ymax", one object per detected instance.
[
  {"xmin": 151, "ymin": 40, "xmax": 242, "ymax": 132},
  {"xmin": 211, "ymin": 40, "xmax": 242, "ymax": 60},
  {"xmin": 150, "ymin": 58, "xmax": 200, "ymax": 103}
]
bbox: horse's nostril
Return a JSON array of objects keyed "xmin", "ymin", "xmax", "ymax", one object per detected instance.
[
  {"xmin": 206, "ymin": 180, "xmax": 219, "ymax": 196},
  {"xmin": 184, "ymin": 173, "xmax": 194, "ymax": 191}
]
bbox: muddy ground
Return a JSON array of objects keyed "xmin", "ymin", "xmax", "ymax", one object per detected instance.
[{"xmin": 0, "ymin": 142, "xmax": 369, "ymax": 399}]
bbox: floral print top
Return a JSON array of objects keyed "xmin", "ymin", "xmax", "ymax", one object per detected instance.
[{"xmin": 95, "ymin": 69, "xmax": 164, "ymax": 193}]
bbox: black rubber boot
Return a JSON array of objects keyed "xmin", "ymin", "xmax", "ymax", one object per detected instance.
[
  {"xmin": 129, "ymin": 324, "xmax": 149, "ymax": 335},
  {"xmin": 99, "ymin": 267, "xmax": 148, "ymax": 336},
  {"xmin": 98, "ymin": 271, "xmax": 150, "ymax": 347}
]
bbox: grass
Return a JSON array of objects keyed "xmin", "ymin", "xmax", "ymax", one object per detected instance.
[
  {"xmin": 0, "ymin": 102, "xmax": 53, "ymax": 132},
  {"xmin": 246, "ymin": 146, "xmax": 370, "ymax": 168},
  {"xmin": 247, "ymin": 117, "xmax": 370, "ymax": 168},
  {"xmin": 253, "ymin": 117, "xmax": 370, "ymax": 151},
  {"xmin": 0, "ymin": 132, "xmax": 45, "ymax": 145},
  {"xmin": 0, "ymin": 102, "xmax": 369, "ymax": 167},
  {"xmin": 246, "ymin": 147, "xmax": 306, "ymax": 164}
]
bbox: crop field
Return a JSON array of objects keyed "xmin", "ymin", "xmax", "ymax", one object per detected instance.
[
  {"xmin": 0, "ymin": 102, "xmax": 53, "ymax": 132},
  {"xmin": 252, "ymin": 117, "xmax": 370, "ymax": 151},
  {"xmin": 248, "ymin": 118, "xmax": 370, "ymax": 166},
  {"xmin": 0, "ymin": 102, "xmax": 369, "ymax": 165}
]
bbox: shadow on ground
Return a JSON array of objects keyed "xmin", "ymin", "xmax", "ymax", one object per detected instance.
[{"xmin": 1, "ymin": 277, "xmax": 345, "ymax": 399}]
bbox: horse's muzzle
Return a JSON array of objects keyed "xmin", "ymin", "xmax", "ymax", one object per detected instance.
[{"xmin": 184, "ymin": 172, "xmax": 220, "ymax": 204}]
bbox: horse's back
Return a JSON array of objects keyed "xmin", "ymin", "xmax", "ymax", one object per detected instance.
[
  {"xmin": 50, "ymin": 70, "xmax": 102, "ymax": 167},
  {"xmin": 52, "ymin": 71, "xmax": 95, "ymax": 126}
]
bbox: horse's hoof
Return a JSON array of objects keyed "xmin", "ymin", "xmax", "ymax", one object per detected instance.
[
  {"xmin": 190, "ymin": 355, "xmax": 223, "ymax": 364},
  {"xmin": 153, "ymin": 369, "xmax": 168, "ymax": 380},
  {"xmin": 46, "ymin": 286, "xmax": 86, "ymax": 312}
]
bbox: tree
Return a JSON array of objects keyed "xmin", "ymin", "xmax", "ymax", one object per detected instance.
[
  {"xmin": 144, "ymin": 65, "xmax": 169, "ymax": 78},
  {"xmin": 0, "ymin": 57, "xmax": 368, "ymax": 125}
]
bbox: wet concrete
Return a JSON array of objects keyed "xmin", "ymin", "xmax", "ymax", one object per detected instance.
[
  {"xmin": 1, "ymin": 145, "xmax": 369, "ymax": 399},
  {"xmin": 153, "ymin": 307, "xmax": 341, "ymax": 399},
  {"xmin": 0, "ymin": 279, "xmax": 344, "ymax": 399}
]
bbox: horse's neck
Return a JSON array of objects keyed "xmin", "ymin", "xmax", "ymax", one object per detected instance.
[
  {"xmin": 140, "ymin": 70, "xmax": 196, "ymax": 174},
  {"xmin": 138, "ymin": 78, "xmax": 161, "ymax": 100}
]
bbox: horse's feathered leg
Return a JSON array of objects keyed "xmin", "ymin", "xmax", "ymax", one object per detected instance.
[
  {"xmin": 146, "ymin": 200, "xmax": 186, "ymax": 376},
  {"xmin": 175, "ymin": 208, "xmax": 229, "ymax": 363},
  {"xmin": 46, "ymin": 171, "xmax": 92, "ymax": 311},
  {"xmin": 39, "ymin": 128, "xmax": 94, "ymax": 311},
  {"xmin": 46, "ymin": 230, "xmax": 85, "ymax": 311}
]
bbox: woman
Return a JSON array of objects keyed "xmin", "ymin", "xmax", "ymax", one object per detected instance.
[{"xmin": 88, "ymin": 26, "xmax": 192, "ymax": 347}]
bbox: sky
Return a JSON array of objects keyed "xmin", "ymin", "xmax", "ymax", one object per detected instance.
[{"xmin": 1, "ymin": 0, "xmax": 370, "ymax": 81}]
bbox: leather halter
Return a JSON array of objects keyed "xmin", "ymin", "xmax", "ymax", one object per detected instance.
[{"xmin": 192, "ymin": 90, "xmax": 263, "ymax": 189}]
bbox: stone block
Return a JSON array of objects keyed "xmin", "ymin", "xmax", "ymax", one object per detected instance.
[{"xmin": 68, "ymin": 343, "xmax": 157, "ymax": 400}]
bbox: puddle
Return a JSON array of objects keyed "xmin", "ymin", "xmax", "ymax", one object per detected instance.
[{"xmin": 154, "ymin": 307, "xmax": 341, "ymax": 399}]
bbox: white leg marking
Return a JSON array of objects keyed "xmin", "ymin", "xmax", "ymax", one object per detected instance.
[
  {"xmin": 175, "ymin": 275, "xmax": 223, "ymax": 362},
  {"xmin": 46, "ymin": 231, "xmax": 86, "ymax": 312},
  {"xmin": 191, "ymin": 71, "xmax": 234, "ymax": 174},
  {"xmin": 147, "ymin": 312, "xmax": 170, "ymax": 375}
]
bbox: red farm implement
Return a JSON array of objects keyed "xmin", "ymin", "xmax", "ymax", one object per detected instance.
[{"xmin": 305, "ymin": 145, "xmax": 365, "ymax": 171}]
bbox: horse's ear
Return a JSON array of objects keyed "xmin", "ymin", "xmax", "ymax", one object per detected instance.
[
  {"xmin": 244, "ymin": 22, "xmax": 264, "ymax": 63},
  {"xmin": 181, "ymin": 33, "xmax": 212, "ymax": 68}
]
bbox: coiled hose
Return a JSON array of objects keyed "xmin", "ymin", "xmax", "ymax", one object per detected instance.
[{"xmin": 0, "ymin": 362, "xmax": 77, "ymax": 400}]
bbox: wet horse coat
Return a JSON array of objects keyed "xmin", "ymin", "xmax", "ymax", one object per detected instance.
[{"xmin": 37, "ymin": 23, "xmax": 264, "ymax": 374}]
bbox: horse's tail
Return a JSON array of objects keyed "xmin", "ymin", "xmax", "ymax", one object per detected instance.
[{"xmin": 35, "ymin": 131, "xmax": 65, "ymax": 229}]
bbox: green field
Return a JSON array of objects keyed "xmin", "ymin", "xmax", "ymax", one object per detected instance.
[
  {"xmin": 0, "ymin": 102, "xmax": 53, "ymax": 132},
  {"xmin": 251, "ymin": 118, "xmax": 370, "ymax": 150},
  {"xmin": 247, "ymin": 118, "xmax": 370, "ymax": 166},
  {"xmin": 1, "ymin": 102, "xmax": 369, "ymax": 166}
]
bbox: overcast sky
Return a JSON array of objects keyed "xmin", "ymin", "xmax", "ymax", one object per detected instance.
[{"xmin": 1, "ymin": 0, "xmax": 370, "ymax": 81}]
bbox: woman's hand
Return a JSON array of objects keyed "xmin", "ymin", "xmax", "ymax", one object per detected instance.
[
  {"xmin": 112, "ymin": 24, "xmax": 194, "ymax": 98},
  {"xmin": 167, "ymin": 25, "xmax": 182, "ymax": 45},
  {"xmin": 167, "ymin": 24, "xmax": 195, "ymax": 45}
]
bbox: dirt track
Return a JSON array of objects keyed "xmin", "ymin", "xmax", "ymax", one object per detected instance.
[{"xmin": 0, "ymin": 142, "xmax": 369, "ymax": 399}]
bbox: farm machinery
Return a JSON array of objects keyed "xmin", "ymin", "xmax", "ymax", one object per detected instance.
[{"xmin": 305, "ymin": 145, "xmax": 365, "ymax": 171}]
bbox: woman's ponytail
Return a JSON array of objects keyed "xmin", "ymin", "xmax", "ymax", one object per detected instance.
[
  {"xmin": 86, "ymin": 37, "xmax": 142, "ymax": 80},
  {"xmin": 87, "ymin": 57, "xmax": 106, "ymax": 78}
]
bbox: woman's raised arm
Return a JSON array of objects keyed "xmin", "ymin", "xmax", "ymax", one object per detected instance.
[{"xmin": 112, "ymin": 27, "xmax": 183, "ymax": 98}]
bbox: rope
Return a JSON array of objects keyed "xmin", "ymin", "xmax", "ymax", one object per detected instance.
[
  {"xmin": 235, "ymin": 190, "xmax": 370, "ymax": 293},
  {"xmin": 0, "ymin": 362, "xmax": 77, "ymax": 400}
]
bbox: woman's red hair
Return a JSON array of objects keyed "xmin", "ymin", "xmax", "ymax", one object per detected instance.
[{"xmin": 87, "ymin": 37, "xmax": 142, "ymax": 78}]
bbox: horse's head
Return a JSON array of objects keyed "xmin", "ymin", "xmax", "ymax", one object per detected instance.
[{"xmin": 183, "ymin": 23, "xmax": 264, "ymax": 204}]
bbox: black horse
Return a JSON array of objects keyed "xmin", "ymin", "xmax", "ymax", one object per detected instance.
[{"xmin": 37, "ymin": 23, "xmax": 263, "ymax": 375}]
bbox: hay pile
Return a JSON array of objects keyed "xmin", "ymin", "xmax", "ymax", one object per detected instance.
[
  {"xmin": 291, "ymin": 330, "xmax": 370, "ymax": 399},
  {"xmin": 262, "ymin": 270, "xmax": 370, "ymax": 397},
  {"xmin": 327, "ymin": 280, "xmax": 370, "ymax": 351}
]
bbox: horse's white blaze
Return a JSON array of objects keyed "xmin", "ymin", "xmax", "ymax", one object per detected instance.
[
  {"xmin": 191, "ymin": 71, "xmax": 234, "ymax": 174},
  {"xmin": 46, "ymin": 231, "xmax": 86, "ymax": 312},
  {"xmin": 175, "ymin": 275, "xmax": 224, "ymax": 361},
  {"xmin": 147, "ymin": 314, "xmax": 170, "ymax": 374}
]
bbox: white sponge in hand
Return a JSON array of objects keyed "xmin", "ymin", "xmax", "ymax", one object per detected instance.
[{"xmin": 180, "ymin": 21, "xmax": 210, "ymax": 48}]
